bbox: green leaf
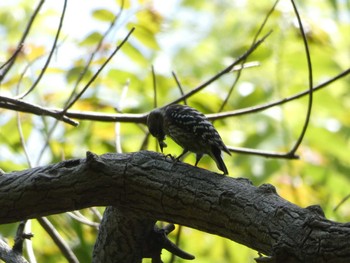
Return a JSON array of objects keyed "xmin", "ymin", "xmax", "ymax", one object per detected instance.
[
  {"xmin": 65, "ymin": 66, "xmax": 92, "ymax": 84},
  {"xmin": 79, "ymin": 31, "xmax": 103, "ymax": 46},
  {"xmin": 92, "ymin": 9, "xmax": 115, "ymax": 22},
  {"xmin": 127, "ymin": 23, "xmax": 160, "ymax": 50},
  {"xmin": 122, "ymin": 42, "xmax": 148, "ymax": 66}
]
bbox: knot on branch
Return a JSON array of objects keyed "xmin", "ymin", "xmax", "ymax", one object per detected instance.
[
  {"xmin": 86, "ymin": 151, "xmax": 106, "ymax": 170},
  {"xmin": 236, "ymin": 177, "xmax": 253, "ymax": 185},
  {"xmin": 305, "ymin": 204, "xmax": 325, "ymax": 218},
  {"xmin": 143, "ymin": 224, "xmax": 195, "ymax": 262},
  {"xmin": 257, "ymin": 184, "xmax": 277, "ymax": 195}
]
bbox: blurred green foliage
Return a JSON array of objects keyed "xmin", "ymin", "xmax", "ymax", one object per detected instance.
[{"xmin": 0, "ymin": 0, "xmax": 350, "ymax": 262}]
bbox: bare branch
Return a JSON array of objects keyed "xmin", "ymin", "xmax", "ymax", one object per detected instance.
[
  {"xmin": 36, "ymin": 4, "xmax": 128, "ymax": 164},
  {"xmin": 64, "ymin": 110, "xmax": 148, "ymax": 123},
  {"xmin": 65, "ymin": 5, "xmax": 125, "ymax": 108},
  {"xmin": 63, "ymin": 27, "xmax": 135, "ymax": 111},
  {"xmin": 227, "ymin": 145, "xmax": 299, "ymax": 159},
  {"xmin": 0, "ymin": 96, "xmax": 78, "ymax": 126},
  {"xmin": 0, "ymin": 0, "xmax": 45, "ymax": 82},
  {"xmin": 206, "ymin": 67, "xmax": 350, "ymax": 120},
  {"xmin": 151, "ymin": 65, "xmax": 158, "ymax": 108},
  {"xmin": 171, "ymin": 71, "xmax": 187, "ymax": 105},
  {"xmin": 67, "ymin": 211, "xmax": 99, "ymax": 229},
  {"xmin": 18, "ymin": 0, "xmax": 68, "ymax": 99},
  {"xmin": 0, "ymin": 44, "xmax": 23, "ymax": 71},
  {"xmin": 218, "ymin": 0, "xmax": 279, "ymax": 112},
  {"xmin": 37, "ymin": 217, "xmax": 79, "ymax": 263},
  {"xmin": 288, "ymin": 0, "xmax": 313, "ymax": 155},
  {"xmin": 165, "ymin": 31, "xmax": 272, "ymax": 106}
]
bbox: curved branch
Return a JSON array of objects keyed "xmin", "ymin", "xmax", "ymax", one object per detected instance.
[
  {"xmin": 0, "ymin": 151, "xmax": 349, "ymax": 262},
  {"xmin": 288, "ymin": 0, "xmax": 313, "ymax": 155},
  {"xmin": 205, "ymin": 67, "xmax": 350, "ymax": 120}
]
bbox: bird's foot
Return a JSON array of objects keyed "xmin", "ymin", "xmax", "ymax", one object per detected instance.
[{"xmin": 164, "ymin": 154, "xmax": 180, "ymax": 162}]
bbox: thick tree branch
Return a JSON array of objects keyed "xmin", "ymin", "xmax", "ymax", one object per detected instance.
[
  {"xmin": 92, "ymin": 207, "xmax": 194, "ymax": 263},
  {"xmin": 0, "ymin": 151, "xmax": 349, "ymax": 262}
]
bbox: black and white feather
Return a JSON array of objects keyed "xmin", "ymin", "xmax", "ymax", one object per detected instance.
[{"xmin": 147, "ymin": 104, "xmax": 231, "ymax": 174}]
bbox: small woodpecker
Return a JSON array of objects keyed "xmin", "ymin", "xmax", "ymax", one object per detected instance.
[{"xmin": 147, "ymin": 104, "xmax": 231, "ymax": 175}]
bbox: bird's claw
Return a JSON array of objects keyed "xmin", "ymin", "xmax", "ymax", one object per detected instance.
[{"xmin": 164, "ymin": 154, "xmax": 179, "ymax": 162}]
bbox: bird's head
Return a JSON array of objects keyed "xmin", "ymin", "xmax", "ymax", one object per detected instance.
[{"xmin": 147, "ymin": 109, "xmax": 167, "ymax": 152}]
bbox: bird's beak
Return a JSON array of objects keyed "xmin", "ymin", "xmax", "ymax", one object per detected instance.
[{"xmin": 159, "ymin": 140, "xmax": 167, "ymax": 153}]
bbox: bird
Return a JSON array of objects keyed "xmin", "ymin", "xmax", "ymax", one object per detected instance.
[{"xmin": 147, "ymin": 104, "xmax": 231, "ymax": 174}]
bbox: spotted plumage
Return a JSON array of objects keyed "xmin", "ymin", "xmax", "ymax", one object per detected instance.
[{"xmin": 147, "ymin": 104, "xmax": 231, "ymax": 174}]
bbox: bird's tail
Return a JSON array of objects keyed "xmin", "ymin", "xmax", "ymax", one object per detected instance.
[{"xmin": 211, "ymin": 146, "xmax": 229, "ymax": 175}]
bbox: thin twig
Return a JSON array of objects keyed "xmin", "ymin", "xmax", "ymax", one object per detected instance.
[
  {"xmin": 0, "ymin": 96, "xmax": 78, "ymax": 126},
  {"xmin": 165, "ymin": 31, "xmax": 272, "ymax": 106},
  {"xmin": 288, "ymin": 0, "xmax": 313, "ymax": 155},
  {"xmin": 151, "ymin": 65, "xmax": 157, "ymax": 108},
  {"xmin": 67, "ymin": 212, "xmax": 99, "ymax": 229},
  {"xmin": 218, "ymin": 0, "xmax": 279, "ymax": 112},
  {"xmin": 64, "ymin": 3, "xmax": 125, "ymax": 109},
  {"xmin": 63, "ymin": 27, "xmax": 135, "ymax": 111},
  {"xmin": 13, "ymin": 221, "xmax": 33, "ymax": 254},
  {"xmin": 19, "ymin": 0, "xmax": 67, "ymax": 99},
  {"xmin": 115, "ymin": 81, "xmax": 130, "ymax": 153},
  {"xmin": 334, "ymin": 194, "xmax": 350, "ymax": 212},
  {"xmin": 0, "ymin": 0, "xmax": 45, "ymax": 82},
  {"xmin": 171, "ymin": 71, "xmax": 187, "ymax": 105},
  {"xmin": 89, "ymin": 207, "xmax": 103, "ymax": 221},
  {"xmin": 37, "ymin": 217, "xmax": 79, "ymax": 263},
  {"xmin": 63, "ymin": 110, "xmax": 147, "ymax": 123},
  {"xmin": 205, "ymin": 67, "xmax": 350, "ymax": 120},
  {"xmin": 227, "ymin": 145, "xmax": 298, "ymax": 159},
  {"xmin": 23, "ymin": 221, "xmax": 37, "ymax": 263},
  {"xmin": 16, "ymin": 114, "xmax": 33, "ymax": 167},
  {"xmin": 36, "ymin": 6, "xmax": 128, "ymax": 165},
  {"xmin": 0, "ymin": 44, "xmax": 23, "ymax": 70}
]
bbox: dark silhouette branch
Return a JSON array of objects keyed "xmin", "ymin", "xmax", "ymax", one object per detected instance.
[
  {"xmin": 206, "ymin": 66, "xmax": 350, "ymax": 120},
  {"xmin": 218, "ymin": 0, "xmax": 279, "ymax": 112},
  {"xmin": 166, "ymin": 31, "xmax": 272, "ymax": 106},
  {"xmin": 18, "ymin": 0, "xmax": 68, "ymax": 99},
  {"xmin": 36, "ymin": 3, "xmax": 127, "ymax": 164},
  {"xmin": 0, "ymin": 44, "xmax": 23, "ymax": 71},
  {"xmin": 0, "ymin": 0, "xmax": 45, "ymax": 82},
  {"xmin": 0, "ymin": 95, "xmax": 78, "ymax": 126},
  {"xmin": 288, "ymin": 0, "xmax": 313, "ymax": 155},
  {"xmin": 1, "ymin": 151, "xmax": 350, "ymax": 262},
  {"xmin": 1, "ymin": 67, "xmax": 348, "ymax": 126},
  {"xmin": 35, "ymin": 26, "xmax": 135, "ymax": 164},
  {"xmin": 63, "ymin": 27, "xmax": 135, "ymax": 111},
  {"xmin": 66, "ymin": 1, "xmax": 125, "ymax": 107}
]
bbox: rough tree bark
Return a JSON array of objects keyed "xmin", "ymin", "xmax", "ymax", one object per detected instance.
[{"xmin": 0, "ymin": 151, "xmax": 349, "ymax": 262}]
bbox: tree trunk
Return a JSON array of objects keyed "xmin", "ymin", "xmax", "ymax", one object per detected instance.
[
  {"xmin": 0, "ymin": 151, "xmax": 349, "ymax": 262},
  {"xmin": 92, "ymin": 206, "xmax": 155, "ymax": 263}
]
